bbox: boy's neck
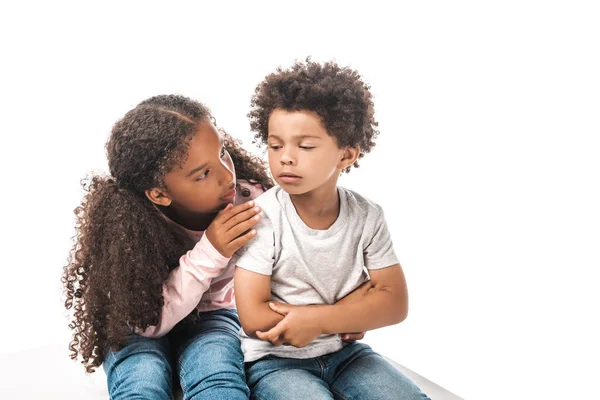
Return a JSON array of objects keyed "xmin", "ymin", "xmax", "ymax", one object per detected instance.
[{"xmin": 289, "ymin": 181, "xmax": 341, "ymax": 230}]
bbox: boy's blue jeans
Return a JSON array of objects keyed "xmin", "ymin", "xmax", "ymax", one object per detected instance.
[
  {"xmin": 103, "ymin": 309, "xmax": 249, "ymax": 400},
  {"xmin": 245, "ymin": 342, "xmax": 430, "ymax": 400}
]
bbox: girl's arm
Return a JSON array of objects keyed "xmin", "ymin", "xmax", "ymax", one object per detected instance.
[
  {"xmin": 136, "ymin": 234, "xmax": 231, "ymax": 338},
  {"xmin": 138, "ymin": 201, "xmax": 261, "ymax": 338}
]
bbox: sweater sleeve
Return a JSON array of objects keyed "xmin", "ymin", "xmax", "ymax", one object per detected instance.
[{"xmin": 136, "ymin": 233, "xmax": 230, "ymax": 338}]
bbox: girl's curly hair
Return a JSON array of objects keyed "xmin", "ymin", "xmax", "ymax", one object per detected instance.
[
  {"xmin": 62, "ymin": 94, "xmax": 272, "ymax": 372},
  {"xmin": 248, "ymin": 58, "xmax": 379, "ymax": 172}
]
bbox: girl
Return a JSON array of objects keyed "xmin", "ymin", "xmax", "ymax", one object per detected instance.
[{"xmin": 62, "ymin": 94, "xmax": 272, "ymax": 399}]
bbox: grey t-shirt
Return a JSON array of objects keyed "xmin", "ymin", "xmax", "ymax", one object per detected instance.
[{"xmin": 236, "ymin": 186, "xmax": 399, "ymax": 362}]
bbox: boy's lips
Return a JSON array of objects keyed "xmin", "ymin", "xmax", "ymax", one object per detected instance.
[
  {"xmin": 221, "ymin": 188, "xmax": 236, "ymax": 201},
  {"xmin": 279, "ymin": 173, "xmax": 302, "ymax": 183}
]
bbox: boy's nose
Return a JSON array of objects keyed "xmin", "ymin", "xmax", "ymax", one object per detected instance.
[{"xmin": 280, "ymin": 154, "xmax": 295, "ymax": 165}]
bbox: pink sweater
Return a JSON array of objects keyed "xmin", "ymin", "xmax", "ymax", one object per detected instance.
[{"xmin": 137, "ymin": 181, "xmax": 264, "ymax": 338}]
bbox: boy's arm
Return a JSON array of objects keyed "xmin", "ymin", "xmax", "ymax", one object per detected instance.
[
  {"xmin": 316, "ymin": 204, "xmax": 409, "ymax": 333},
  {"xmin": 234, "ymin": 266, "xmax": 284, "ymax": 338},
  {"xmin": 317, "ymin": 263, "xmax": 408, "ymax": 334},
  {"xmin": 261, "ymin": 264, "xmax": 407, "ymax": 344}
]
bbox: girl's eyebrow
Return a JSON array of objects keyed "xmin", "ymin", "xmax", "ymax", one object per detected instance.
[
  {"xmin": 186, "ymin": 137, "xmax": 225, "ymax": 177},
  {"xmin": 186, "ymin": 163, "xmax": 208, "ymax": 177}
]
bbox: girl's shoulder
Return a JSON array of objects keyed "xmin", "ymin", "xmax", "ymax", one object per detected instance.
[{"xmin": 235, "ymin": 180, "xmax": 267, "ymax": 204}]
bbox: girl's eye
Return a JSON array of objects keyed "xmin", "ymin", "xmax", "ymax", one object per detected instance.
[
  {"xmin": 196, "ymin": 170, "xmax": 209, "ymax": 181},
  {"xmin": 299, "ymin": 146, "xmax": 315, "ymax": 150},
  {"xmin": 269, "ymin": 145, "xmax": 282, "ymax": 150}
]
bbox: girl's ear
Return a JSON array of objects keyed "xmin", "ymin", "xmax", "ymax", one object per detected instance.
[
  {"xmin": 145, "ymin": 187, "xmax": 172, "ymax": 207},
  {"xmin": 337, "ymin": 145, "xmax": 361, "ymax": 170}
]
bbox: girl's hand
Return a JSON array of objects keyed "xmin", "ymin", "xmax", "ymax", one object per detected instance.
[
  {"xmin": 256, "ymin": 302, "xmax": 323, "ymax": 348},
  {"xmin": 205, "ymin": 201, "xmax": 261, "ymax": 258}
]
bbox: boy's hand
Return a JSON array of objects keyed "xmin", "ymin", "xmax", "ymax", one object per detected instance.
[
  {"xmin": 205, "ymin": 201, "xmax": 261, "ymax": 258},
  {"xmin": 341, "ymin": 332, "xmax": 366, "ymax": 342},
  {"xmin": 256, "ymin": 303, "xmax": 323, "ymax": 348}
]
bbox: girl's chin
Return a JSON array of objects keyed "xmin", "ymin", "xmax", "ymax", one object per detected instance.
[{"xmin": 217, "ymin": 200, "xmax": 235, "ymax": 210}]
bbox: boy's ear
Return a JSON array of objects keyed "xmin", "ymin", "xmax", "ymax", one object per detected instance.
[
  {"xmin": 145, "ymin": 187, "xmax": 172, "ymax": 207},
  {"xmin": 338, "ymin": 145, "xmax": 361, "ymax": 170}
]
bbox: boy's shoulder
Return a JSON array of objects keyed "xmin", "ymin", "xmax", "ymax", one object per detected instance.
[
  {"xmin": 339, "ymin": 186, "xmax": 384, "ymax": 217},
  {"xmin": 252, "ymin": 185, "xmax": 285, "ymax": 214}
]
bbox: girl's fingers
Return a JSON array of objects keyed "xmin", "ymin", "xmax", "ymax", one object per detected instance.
[
  {"xmin": 216, "ymin": 201, "xmax": 255, "ymax": 225},
  {"xmin": 223, "ymin": 205, "xmax": 261, "ymax": 232},
  {"xmin": 226, "ymin": 214, "xmax": 261, "ymax": 239},
  {"xmin": 227, "ymin": 228, "xmax": 257, "ymax": 253}
]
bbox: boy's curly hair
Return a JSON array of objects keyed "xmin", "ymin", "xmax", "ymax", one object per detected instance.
[
  {"xmin": 248, "ymin": 58, "xmax": 379, "ymax": 171},
  {"xmin": 62, "ymin": 94, "xmax": 272, "ymax": 372}
]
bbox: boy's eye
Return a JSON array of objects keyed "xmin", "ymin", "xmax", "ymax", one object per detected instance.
[
  {"xmin": 269, "ymin": 145, "xmax": 282, "ymax": 150},
  {"xmin": 196, "ymin": 170, "xmax": 209, "ymax": 181},
  {"xmin": 299, "ymin": 146, "xmax": 315, "ymax": 150}
]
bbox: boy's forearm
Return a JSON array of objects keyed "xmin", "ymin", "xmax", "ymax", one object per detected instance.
[
  {"xmin": 239, "ymin": 302, "xmax": 284, "ymax": 338},
  {"xmin": 318, "ymin": 285, "xmax": 407, "ymax": 334}
]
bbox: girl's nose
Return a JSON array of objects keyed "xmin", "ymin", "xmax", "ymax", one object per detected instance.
[{"xmin": 219, "ymin": 163, "xmax": 234, "ymax": 186}]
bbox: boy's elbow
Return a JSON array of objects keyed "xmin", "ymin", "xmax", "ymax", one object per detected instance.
[
  {"xmin": 237, "ymin": 309, "xmax": 261, "ymax": 338},
  {"xmin": 396, "ymin": 303, "xmax": 408, "ymax": 324},
  {"xmin": 239, "ymin": 319, "xmax": 258, "ymax": 338},
  {"xmin": 393, "ymin": 291, "xmax": 409, "ymax": 324}
]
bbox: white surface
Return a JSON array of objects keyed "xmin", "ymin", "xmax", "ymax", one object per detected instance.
[
  {"xmin": 1, "ymin": 2, "xmax": 599, "ymax": 399},
  {"xmin": 0, "ymin": 345, "xmax": 461, "ymax": 399}
]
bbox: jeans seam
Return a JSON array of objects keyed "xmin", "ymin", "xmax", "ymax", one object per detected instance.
[
  {"xmin": 178, "ymin": 355, "xmax": 188, "ymax": 393},
  {"xmin": 331, "ymin": 388, "xmax": 351, "ymax": 400},
  {"xmin": 109, "ymin": 352, "xmax": 124, "ymax": 394}
]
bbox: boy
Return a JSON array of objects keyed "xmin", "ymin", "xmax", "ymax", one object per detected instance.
[{"xmin": 235, "ymin": 59, "xmax": 428, "ymax": 399}]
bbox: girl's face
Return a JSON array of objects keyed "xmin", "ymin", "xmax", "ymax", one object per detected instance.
[{"xmin": 148, "ymin": 120, "xmax": 237, "ymax": 216}]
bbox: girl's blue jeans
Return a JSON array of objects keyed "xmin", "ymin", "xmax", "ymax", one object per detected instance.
[
  {"xmin": 245, "ymin": 342, "xmax": 431, "ymax": 400},
  {"xmin": 103, "ymin": 309, "xmax": 249, "ymax": 400}
]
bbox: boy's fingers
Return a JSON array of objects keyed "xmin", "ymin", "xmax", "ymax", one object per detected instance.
[
  {"xmin": 342, "ymin": 332, "xmax": 366, "ymax": 341},
  {"xmin": 256, "ymin": 321, "xmax": 286, "ymax": 344},
  {"xmin": 256, "ymin": 331, "xmax": 279, "ymax": 344}
]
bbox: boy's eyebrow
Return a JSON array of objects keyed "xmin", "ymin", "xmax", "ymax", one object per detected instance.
[
  {"xmin": 268, "ymin": 134, "xmax": 322, "ymax": 140},
  {"xmin": 186, "ymin": 163, "xmax": 208, "ymax": 177}
]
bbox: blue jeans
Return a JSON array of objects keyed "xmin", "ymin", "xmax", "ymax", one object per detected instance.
[
  {"xmin": 103, "ymin": 309, "xmax": 250, "ymax": 400},
  {"xmin": 245, "ymin": 342, "xmax": 430, "ymax": 400}
]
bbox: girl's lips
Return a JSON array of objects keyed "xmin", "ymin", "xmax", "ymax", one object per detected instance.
[{"xmin": 221, "ymin": 189, "xmax": 236, "ymax": 201}]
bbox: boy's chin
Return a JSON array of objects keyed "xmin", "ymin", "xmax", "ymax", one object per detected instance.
[{"xmin": 279, "ymin": 185, "xmax": 309, "ymax": 196}]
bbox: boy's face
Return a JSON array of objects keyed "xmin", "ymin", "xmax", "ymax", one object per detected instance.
[{"xmin": 267, "ymin": 109, "xmax": 346, "ymax": 195}]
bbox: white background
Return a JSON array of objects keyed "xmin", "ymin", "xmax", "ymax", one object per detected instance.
[{"xmin": 1, "ymin": 1, "xmax": 599, "ymax": 399}]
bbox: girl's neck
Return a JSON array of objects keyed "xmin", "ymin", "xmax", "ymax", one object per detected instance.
[{"xmin": 159, "ymin": 205, "xmax": 217, "ymax": 232}]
